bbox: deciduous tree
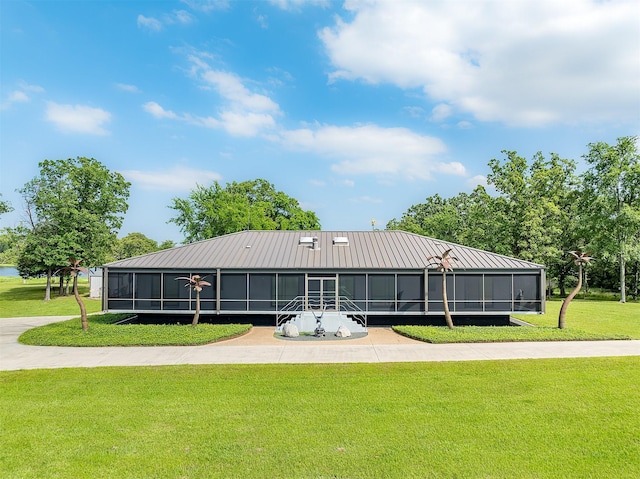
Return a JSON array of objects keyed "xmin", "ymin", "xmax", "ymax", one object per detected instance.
[
  {"xmin": 112, "ymin": 232, "xmax": 160, "ymax": 260},
  {"xmin": 169, "ymin": 179, "xmax": 320, "ymax": 243},
  {"xmin": 0, "ymin": 194, "xmax": 12, "ymax": 216},
  {"xmin": 67, "ymin": 257, "xmax": 90, "ymax": 330},
  {"xmin": 580, "ymin": 137, "xmax": 640, "ymax": 302},
  {"xmin": 18, "ymin": 157, "xmax": 130, "ymax": 300}
]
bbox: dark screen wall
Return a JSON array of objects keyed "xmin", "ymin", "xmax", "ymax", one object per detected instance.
[{"xmin": 106, "ymin": 270, "xmax": 542, "ymax": 314}]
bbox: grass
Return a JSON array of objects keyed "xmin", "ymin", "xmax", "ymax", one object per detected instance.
[
  {"xmin": 18, "ymin": 313, "xmax": 252, "ymax": 347},
  {"xmin": 4, "ymin": 275, "xmax": 639, "ymax": 344},
  {"xmin": 395, "ymin": 298, "xmax": 640, "ymax": 343},
  {"xmin": 518, "ymin": 299, "xmax": 640, "ymax": 338},
  {"xmin": 1, "ymin": 358, "xmax": 639, "ymax": 478},
  {"xmin": 0, "ymin": 276, "xmax": 102, "ymax": 317},
  {"xmin": 393, "ymin": 325, "xmax": 629, "ymax": 343}
]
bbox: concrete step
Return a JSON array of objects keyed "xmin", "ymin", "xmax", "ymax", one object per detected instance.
[{"xmin": 278, "ymin": 311, "xmax": 367, "ymax": 333}]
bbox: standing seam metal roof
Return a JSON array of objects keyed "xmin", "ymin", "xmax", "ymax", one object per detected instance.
[{"xmin": 104, "ymin": 230, "xmax": 544, "ymax": 270}]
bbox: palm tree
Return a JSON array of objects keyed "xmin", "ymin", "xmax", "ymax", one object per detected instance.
[
  {"xmin": 175, "ymin": 275, "xmax": 212, "ymax": 326},
  {"xmin": 427, "ymin": 248, "xmax": 458, "ymax": 329},
  {"xmin": 67, "ymin": 257, "xmax": 90, "ymax": 331},
  {"xmin": 558, "ymin": 251, "xmax": 595, "ymax": 329}
]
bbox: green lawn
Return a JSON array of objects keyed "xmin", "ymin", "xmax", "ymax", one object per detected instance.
[
  {"xmin": 393, "ymin": 324, "xmax": 629, "ymax": 343},
  {"xmin": 1, "ymin": 358, "xmax": 639, "ymax": 478},
  {"xmin": 0, "ymin": 276, "xmax": 102, "ymax": 317},
  {"xmin": 394, "ymin": 298, "xmax": 639, "ymax": 343},
  {"xmin": 18, "ymin": 313, "xmax": 252, "ymax": 346},
  {"xmin": 517, "ymin": 299, "xmax": 640, "ymax": 338}
]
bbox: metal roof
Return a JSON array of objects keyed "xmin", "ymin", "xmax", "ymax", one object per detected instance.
[{"xmin": 105, "ymin": 230, "xmax": 544, "ymax": 271}]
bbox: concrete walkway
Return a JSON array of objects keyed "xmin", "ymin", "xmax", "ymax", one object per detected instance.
[{"xmin": 1, "ymin": 316, "xmax": 639, "ymax": 371}]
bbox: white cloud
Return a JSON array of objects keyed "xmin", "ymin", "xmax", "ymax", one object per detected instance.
[
  {"xmin": 1, "ymin": 82, "xmax": 44, "ymax": 109},
  {"xmin": 466, "ymin": 175, "xmax": 488, "ymax": 189},
  {"xmin": 121, "ymin": 165, "xmax": 222, "ymax": 191},
  {"xmin": 404, "ymin": 106, "xmax": 425, "ymax": 119},
  {"xmin": 18, "ymin": 81, "xmax": 44, "ymax": 93},
  {"xmin": 45, "ymin": 102, "xmax": 111, "ymax": 135},
  {"xmin": 278, "ymin": 124, "xmax": 462, "ymax": 180},
  {"xmin": 256, "ymin": 14, "xmax": 268, "ymax": 29},
  {"xmin": 320, "ymin": 0, "xmax": 640, "ymax": 126},
  {"xmin": 268, "ymin": 0, "xmax": 330, "ymax": 11},
  {"xmin": 199, "ymin": 69, "xmax": 280, "ymax": 113},
  {"xmin": 116, "ymin": 83, "xmax": 140, "ymax": 93},
  {"xmin": 217, "ymin": 110, "xmax": 276, "ymax": 137},
  {"xmin": 430, "ymin": 103, "xmax": 452, "ymax": 122},
  {"xmin": 8, "ymin": 91, "xmax": 29, "ymax": 103},
  {"xmin": 145, "ymin": 56, "xmax": 280, "ymax": 137},
  {"xmin": 143, "ymin": 101, "xmax": 179, "ymax": 119},
  {"xmin": 172, "ymin": 10, "xmax": 194, "ymax": 24},
  {"xmin": 181, "ymin": 0, "xmax": 229, "ymax": 12},
  {"xmin": 137, "ymin": 14, "xmax": 163, "ymax": 32},
  {"xmin": 138, "ymin": 10, "xmax": 193, "ymax": 31}
]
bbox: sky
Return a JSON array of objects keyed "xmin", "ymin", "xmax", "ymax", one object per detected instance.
[{"xmin": 1, "ymin": 0, "xmax": 639, "ymax": 244}]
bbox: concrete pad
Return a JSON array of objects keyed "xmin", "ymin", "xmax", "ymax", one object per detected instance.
[{"xmin": 1, "ymin": 317, "xmax": 639, "ymax": 370}]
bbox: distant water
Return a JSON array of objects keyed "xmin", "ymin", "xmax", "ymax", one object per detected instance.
[
  {"xmin": 0, "ymin": 266, "xmax": 89, "ymax": 277},
  {"xmin": 0, "ymin": 266, "xmax": 19, "ymax": 276}
]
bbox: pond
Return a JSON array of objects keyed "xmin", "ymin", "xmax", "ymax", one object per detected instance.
[
  {"xmin": 0, "ymin": 266, "xmax": 19, "ymax": 276},
  {"xmin": 0, "ymin": 266, "xmax": 90, "ymax": 277}
]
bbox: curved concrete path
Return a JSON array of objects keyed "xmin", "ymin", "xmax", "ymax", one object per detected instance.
[{"xmin": 1, "ymin": 316, "xmax": 639, "ymax": 371}]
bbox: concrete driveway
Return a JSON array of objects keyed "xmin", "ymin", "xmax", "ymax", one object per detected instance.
[{"xmin": 1, "ymin": 316, "xmax": 639, "ymax": 371}]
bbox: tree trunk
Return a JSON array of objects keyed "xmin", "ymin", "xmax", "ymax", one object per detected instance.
[
  {"xmin": 58, "ymin": 276, "xmax": 64, "ymax": 296},
  {"xmin": 442, "ymin": 272, "xmax": 454, "ymax": 329},
  {"xmin": 546, "ymin": 278, "xmax": 551, "ymax": 300},
  {"xmin": 633, "ymin": 261, "xmax": 639, "ymax": 301},
  {"xmin": 558, "ymin": 264, "xmax": 582, "ymax": 329},
  {"xmin": 73, "ymin": 274, "xmax": 88, "ymax": 331},
  {"xmin": 192, "ymin": 290, "xmax": 200, "ymax": 326},
  {"xmin": 44, "ymin": 269, "xmax": 52, "ymax": 302},
  {"xmin": 558, "ymin": 271, "xmax": 566, "ymax": 297},
  {"xmin": 584, "ymin": 269, "xmax": 589, "ymax": 296},
  {"xmin": 619, "ymin": 253, "xmax": 626, "ymax": 303}
]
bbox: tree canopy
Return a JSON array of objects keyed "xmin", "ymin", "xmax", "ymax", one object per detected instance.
[
  {"xmin": 111, "ymin": 232, "xmax": 174, "ymax": 261},
  {"xmin": 579, "ymin": 137, "xmax": 640, "ymax": 302},
  {"xmin": 0, "ymin": 194, "xmax": 12, "ymax": 216},
  {"xmin": 17, "ymin": 157, "xmax": 130, "ymax": 298},
  {"xmin": 388, "ymin": 138, "xmax": 640, "ymax": 300},
  {"xmin": 169, "ymin": 179, "xmax": 321, "ymax": 243}
]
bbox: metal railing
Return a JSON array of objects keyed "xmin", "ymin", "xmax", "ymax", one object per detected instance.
[
  {"xmin": 276, "ymin": 295, "xmax": 367, "ymax": 328},
  {"xmin": 337, "ymin": 296, "xmax": 367, "ymax": 328},
  {"xmin": 276, "ymin": 295, "xmax": 305, "ymax": 326}
]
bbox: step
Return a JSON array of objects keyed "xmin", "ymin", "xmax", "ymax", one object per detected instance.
[{"xmin": 278, "ymin": 311, "xmax": 367, "ymax": 333}]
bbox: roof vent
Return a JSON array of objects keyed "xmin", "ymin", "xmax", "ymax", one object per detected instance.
[
  {"xmin": 333, "ymin": 236, "xmax": 349, "ymax": 246},
  {"xmin": 299, "ymin": 236, "xmax": 320, "ymax": 250},
  {"xmin": 299, "ymin": 236, "xmax": 314, "ymax": 246}
]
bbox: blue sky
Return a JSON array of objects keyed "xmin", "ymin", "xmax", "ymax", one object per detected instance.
[{"xmin": 1, "ymin": 0, "xmax": 639, "ymax": 243}]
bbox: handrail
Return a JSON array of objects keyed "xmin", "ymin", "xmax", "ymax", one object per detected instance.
[
  {"xmin": 276, "ymin": 295, "xmax": 367, "ymax": 329},
  {"xmin": 276, "ymin": 295, "xmax": 305, "ymax": 326},
  {"xmin": 337, "ymin": 296, "xmax": 367, "ymax": 328}
]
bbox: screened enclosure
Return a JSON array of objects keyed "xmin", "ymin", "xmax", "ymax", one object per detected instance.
[
  {"xmin": 103, "ymin": 230, "xmax": 545, "ymax": 323},
  {"xmin": 105, "ymin": 270, "xmax": 543, "ymax": 316}
]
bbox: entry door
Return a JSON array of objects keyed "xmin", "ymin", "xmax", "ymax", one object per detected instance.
[{"xmin": 306, "ymin": 277, "xmax": 337, "ymax": 311}]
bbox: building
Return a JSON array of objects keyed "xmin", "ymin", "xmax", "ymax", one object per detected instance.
[{"xmin": 102, "ymin": 230, "xmax": 545, "ymax": 328}]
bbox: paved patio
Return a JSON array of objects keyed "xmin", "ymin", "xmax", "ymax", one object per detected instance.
[{"xmin": 1, "ymin": 316, "xmax": 639, "ymax": 371}]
